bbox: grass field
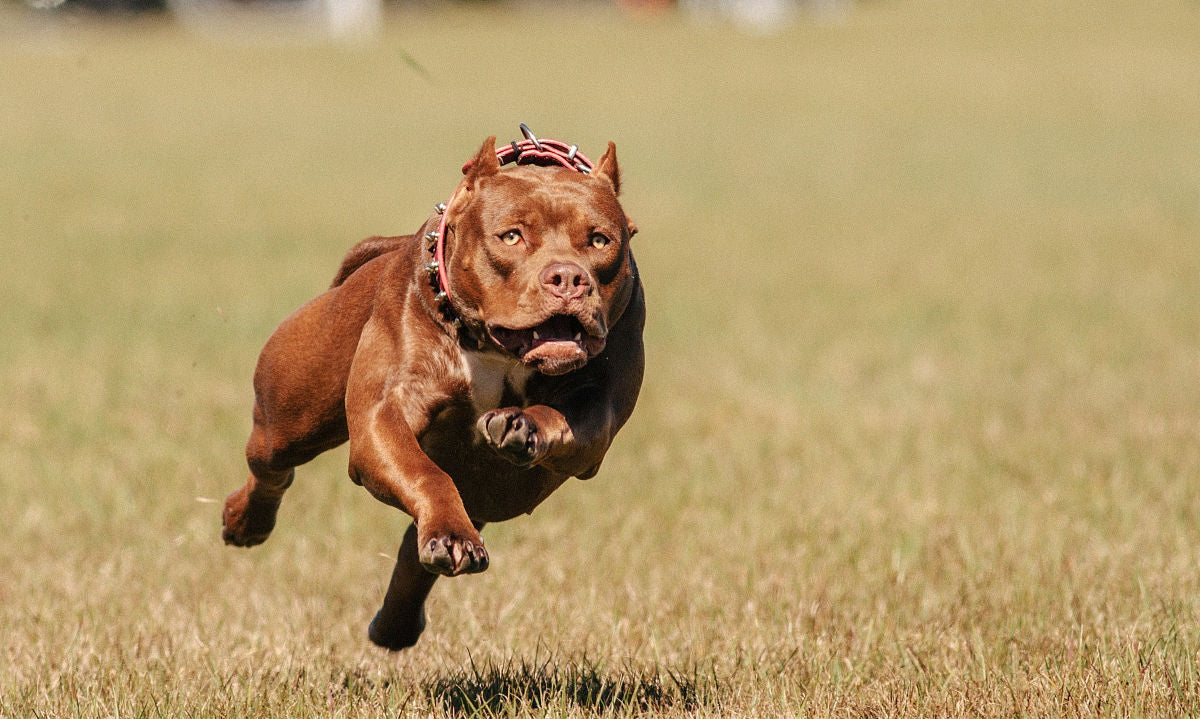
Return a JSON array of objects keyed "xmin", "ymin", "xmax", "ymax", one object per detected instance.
[{"xmin": 3, "ymin": 1, "xmax": 1200, "ymax": 716}]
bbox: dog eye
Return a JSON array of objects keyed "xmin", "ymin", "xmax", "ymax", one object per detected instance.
[
  {"xmin": 499, "ymin": 230, "xmax": 522, "ymax": 246},
  {"xmin": 590, "ymin": 233, "xmax": 611, "ymax": 249}
]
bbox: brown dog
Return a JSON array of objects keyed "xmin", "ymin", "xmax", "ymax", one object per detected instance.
[{"xmin": 221, "ymin": 130, "xmax": 644, "ymax": 650}]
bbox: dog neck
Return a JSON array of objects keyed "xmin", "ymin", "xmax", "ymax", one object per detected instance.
[
  {"xmin": 415, "ymin": 213, "xmax": 487, "ymax": 351},
  {"xmin": 460, "ymin": 348, "xmax": 533, "ymax": 415}
]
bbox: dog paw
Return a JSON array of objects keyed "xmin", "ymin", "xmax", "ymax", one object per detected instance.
[
  {"xmin": 477, "ymin": 407, "xmax": 545, "ymax": 466},
  {"xmin": 221, "ymin": 487, "xmax": 280, "ymax": 547},
  {"xmin": 417, "ymin": 524, "xmax": 489, "ymax": 576},
  {"xmin": 368, "ymin": 607, "xmax": 426, "ymax": 651}
]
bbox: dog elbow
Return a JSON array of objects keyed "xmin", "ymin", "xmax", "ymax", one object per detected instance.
[{"xmin": 575, "ymin": 461, "xmax": 603, "ymax": 480}]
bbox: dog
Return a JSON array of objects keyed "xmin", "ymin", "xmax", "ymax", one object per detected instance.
[{"xmin": 221, "ymin": 127, "xmax": 645, "ymax": 650}]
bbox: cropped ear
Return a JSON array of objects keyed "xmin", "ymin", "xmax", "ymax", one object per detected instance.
[
  {"xmin": 462, "ymin": 136, "xmax": 501, "ymax": 184},
  {"xmin": 593, "ymin": 141, "xmax": 620, "ymax": 195}
]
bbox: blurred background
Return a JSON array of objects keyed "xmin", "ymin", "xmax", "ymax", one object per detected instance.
[
  {"xmin": 3, "ymin": 0, "xmax": 1200, "ymax": 715},
  {"xmin": 9, "ymin": 0, "xmax": 854, "ymax": 36}
]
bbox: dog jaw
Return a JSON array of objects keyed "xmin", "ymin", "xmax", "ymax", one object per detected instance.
[
  {"xmin": 487, "ymin": 314, "xmax": 604, "ymax": 376},
  {"xmin": 521, "ymin": 341, "xmax": 589, "ymax": 376}
]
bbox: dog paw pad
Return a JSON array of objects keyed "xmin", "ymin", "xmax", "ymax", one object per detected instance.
[
  {"xmin": 478, "ymin": 408, "xmax": 543, "ymax": 466},
  {"xmin": 419, "ymin": 533, "xmax": 489, "ymax": 576}
]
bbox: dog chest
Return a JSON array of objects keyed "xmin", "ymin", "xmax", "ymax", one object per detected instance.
[{"xmin": 461, "ymin": 350, "xmax": 533, "ymax": 414}]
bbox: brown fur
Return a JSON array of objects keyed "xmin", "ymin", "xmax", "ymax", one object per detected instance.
[{"xmin": 221, "ymin": 136, "xmax": 645, "ymax": 650}]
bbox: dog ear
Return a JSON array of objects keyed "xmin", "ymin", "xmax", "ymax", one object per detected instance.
[
  {"xmin": 593, "ymin": 141, "xmax": 620, "ymax": 195},
  {"xmin": 463, "ymin": 136, "xmax": 501, "ymax": 184}
]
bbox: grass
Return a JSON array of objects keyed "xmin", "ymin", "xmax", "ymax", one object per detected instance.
[{"xmin": 2, "ymin": 0, "xmax": 1200, "ymax": 716}]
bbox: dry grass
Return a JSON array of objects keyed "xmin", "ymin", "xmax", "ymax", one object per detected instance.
[{"xmin": 3, "ymin": 1, "xmax": 1200, "ymax": 716}]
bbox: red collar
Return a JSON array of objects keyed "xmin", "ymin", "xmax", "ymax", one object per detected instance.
[{"xmin": 425, "ymin": 124, "xmax": 594, "ymax": 334}]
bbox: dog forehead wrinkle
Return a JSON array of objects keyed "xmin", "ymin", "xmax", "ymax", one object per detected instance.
[
  {"xmin": 483, "ymin": 172, "xmax": 612, "ymax": 233},
  {"xmin": 532, "ymin": 185, "xmax": 605, "ymax": 227}
]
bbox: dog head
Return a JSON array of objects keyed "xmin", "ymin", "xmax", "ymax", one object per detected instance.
[{"xmin": 442, "ymin": 136, "xmax": 639, "ymax": 376}]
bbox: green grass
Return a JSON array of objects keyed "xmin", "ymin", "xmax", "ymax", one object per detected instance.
[{"xmin": 3, "ymin": 1, "xmax": 1200, "ymax": 716}]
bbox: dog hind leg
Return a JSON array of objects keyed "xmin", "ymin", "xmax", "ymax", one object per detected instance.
[
  {"xmin": 368, "ymin": 521, "xmax": 487, "ymax": 650},
  {"xmin": 368, "ymin": 522, "xmax": 440, "ymax": 650},
  {"xmin": 222, "ymin": 417, "xmax": 299, "ymax": 547}
]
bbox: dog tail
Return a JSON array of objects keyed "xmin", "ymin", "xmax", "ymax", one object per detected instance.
[{"xmin": 330, "ymin": 235, "xmax": 409, "ymax": 288}]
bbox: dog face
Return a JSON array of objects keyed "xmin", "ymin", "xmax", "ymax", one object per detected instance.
[{"xmin": 444, "ymin": 137, "xmax": 638, "ymax": 376}]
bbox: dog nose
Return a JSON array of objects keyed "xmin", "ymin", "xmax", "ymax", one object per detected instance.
[{"xmin": 540, "ymin": 262, "xmax": 591, "ymax": 300}]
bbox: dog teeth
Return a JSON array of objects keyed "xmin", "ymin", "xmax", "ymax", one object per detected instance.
[{"xmin": 527, "ymin": 330, "xmax": 582, "ymax": 342}]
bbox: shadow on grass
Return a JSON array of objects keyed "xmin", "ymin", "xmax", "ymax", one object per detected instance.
[{"xmin": 425, "ymin": 655, "xmax": 719, "ymax": 716}]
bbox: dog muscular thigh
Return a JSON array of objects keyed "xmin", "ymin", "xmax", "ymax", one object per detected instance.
[{"xmin": 252, "ymin": 256, "xmax": 389, "ymax": 453}]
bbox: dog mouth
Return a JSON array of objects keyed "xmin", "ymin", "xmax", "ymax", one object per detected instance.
[
  {"xmin": 488, "ymin": 314, "xmax": 592, "ymax": 357},
  {"xmin": 486, "ymin": 314, "xmax": 607, "ymax": 375}
]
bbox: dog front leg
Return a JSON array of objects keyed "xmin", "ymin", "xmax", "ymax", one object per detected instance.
[
  {"xmin": 477, "ymin": 400, "xmax": 614, "ymax": 479},
  {"xmin": 480, "ymin": 297, "xmax": 644, "ymax": 478},
  {"xmin": 347, "ymin": 389, "xmax": 488, "ymax": 577}
]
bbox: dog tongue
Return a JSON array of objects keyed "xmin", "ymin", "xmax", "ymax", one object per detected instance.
[{"xmin": 523, "ymin": 337, "xmax": 588, "ymax": 375}]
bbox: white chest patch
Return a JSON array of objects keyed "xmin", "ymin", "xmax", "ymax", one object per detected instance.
[{"xmin": 462, "ymin": 350, "xmax": 533, "ymax": 414}]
